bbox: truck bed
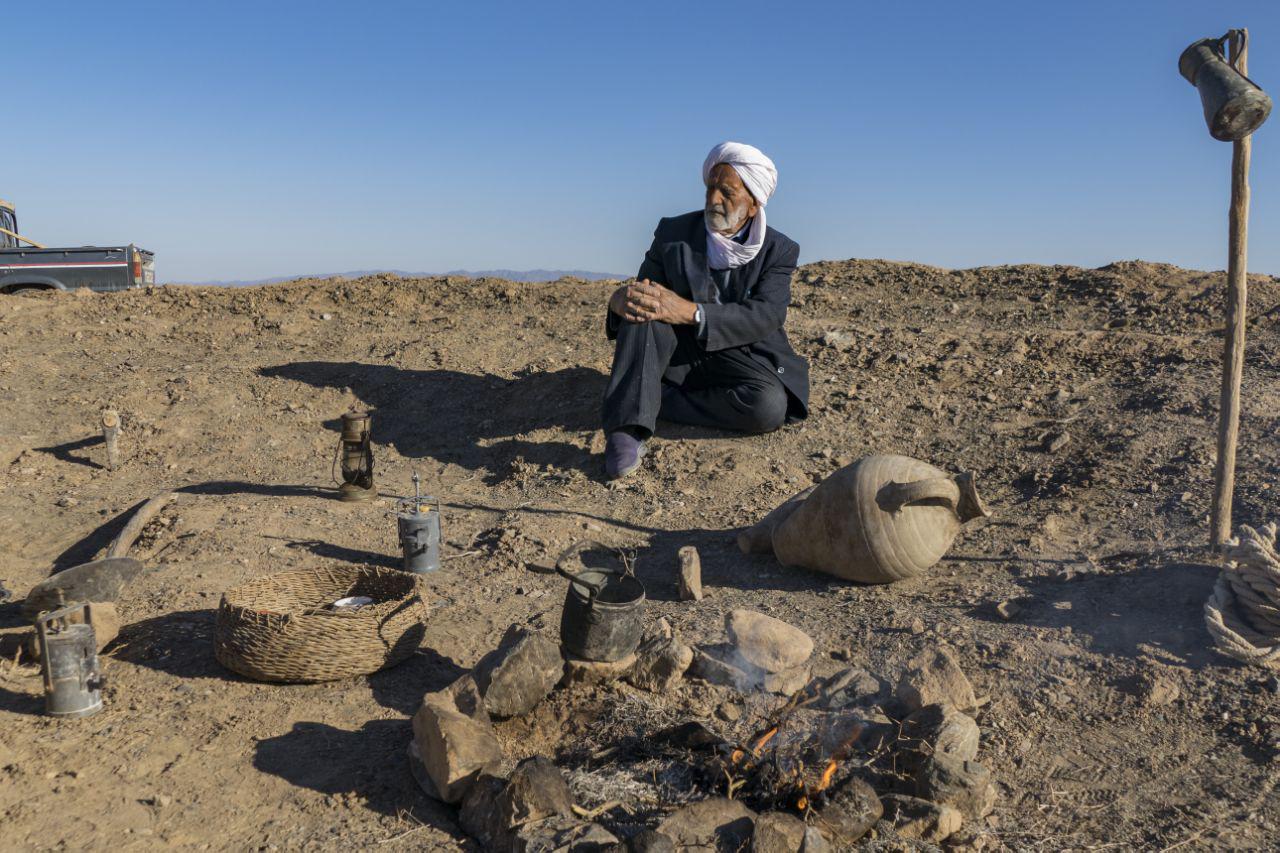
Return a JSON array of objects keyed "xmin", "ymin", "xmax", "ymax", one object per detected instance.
[{"xmin": 0, "ymin": 245, "xmax": 155, "ymax": 293}]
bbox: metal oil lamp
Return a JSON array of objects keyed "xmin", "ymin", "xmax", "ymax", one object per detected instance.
[
  {"xmin": 36, "ymin": 601, "xmax": 104, "ymax": 719},
  {"xmin": 397, "ymin": 473, "xmax": 442, "ymax": 574},
  {"xmin": 334, "ymin": 411, "xmax": 376, "ymax": 502}
]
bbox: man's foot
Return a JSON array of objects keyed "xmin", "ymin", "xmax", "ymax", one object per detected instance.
[{"xmin": 605, "ymin": 429, "xmax": 647, "ymax": 480}]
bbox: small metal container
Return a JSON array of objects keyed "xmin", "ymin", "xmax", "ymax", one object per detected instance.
[
  {"xmin": 397, "ymin": 497, "xmax": 442, "ymax": 574},
  {"xmin": 36, "ymin": 602, "xmax": 104, "ymax": 719}
]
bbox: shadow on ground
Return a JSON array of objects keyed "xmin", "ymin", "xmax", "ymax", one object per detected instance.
[
  {"xmin": 253, "ymin": 718, "xmax": 472, "ymax": 843},
  {"xmin": 457, "ymin": 499, "xmax": 839, "ymax": 599},
  {"xmin": 35, "ymin": 435, "xmax": 105, "ymax": 470},
  {"xmin": 260, "ymin": 362, "xmax": 608, "ymax": 485},
  {"xmin": 179, "ymin": 481, "xmax": 334, "ymax": 499},
  {"xmin": 969, "ymin": 556, "xmax": 1219, "ymax": 669},
  {"xmin": 111, "ymin": 609, "xmax": 236, "ymax": 680},
  {"xmin": 369, "ymin": 647, "xmax": 467, "ymax": 715},
  {"xmin": 270, "ymin": 536, "xmax": 401, "ymax": 569},
  {"xmin": 0, "ymin": 682, "xmax": 43, "ymax": 715},
  {"xmin": 47, "ymin": 497, "xmax": 155, "ymax": 572}
]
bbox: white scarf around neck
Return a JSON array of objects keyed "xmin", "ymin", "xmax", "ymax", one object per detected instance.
[{"xmin": 705, "ymin": 209, "xmax": 765, "ymax": 270}]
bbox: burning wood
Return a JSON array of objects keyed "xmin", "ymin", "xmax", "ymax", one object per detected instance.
[
  {"xmin": 714, "ymin": 683, "xmax": 867, "ymax": 818},
  {"xmin": 729, "ymin": 725, "xmax": 779, "ymax": 765}
]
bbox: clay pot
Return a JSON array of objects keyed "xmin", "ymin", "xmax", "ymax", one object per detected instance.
[{"xmin": 766, "ymin": 455, "xmax": 989, "ymax": 584}]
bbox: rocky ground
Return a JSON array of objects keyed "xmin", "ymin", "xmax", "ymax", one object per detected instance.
[{"xmin": 1, "ymin": 258, "xmax": 1279, "ymax": 850}]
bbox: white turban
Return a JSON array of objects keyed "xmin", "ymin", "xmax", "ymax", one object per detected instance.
[
  {"xmin": 701, "ymin": 141, "xmax": 777, "ymax": 269},
  {"xmin": 702, "ymin": 141, "xmax": 778, "ymax": 206}
]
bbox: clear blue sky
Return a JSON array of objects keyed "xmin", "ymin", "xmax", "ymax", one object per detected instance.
[{"xmin": 7, "ymin": 0, "xmax": 1279, "ymax": 281}]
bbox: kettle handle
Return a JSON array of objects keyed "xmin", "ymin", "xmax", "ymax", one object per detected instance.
[
  {"xmin": 877, "ymin": 477, "xmax": 960, "ymax": 513},
  {"xmin": 554, "ymin": 540, "xmax": 614, "ymax": 597}
]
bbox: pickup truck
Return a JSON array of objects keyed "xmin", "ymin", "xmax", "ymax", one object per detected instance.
[{"xmin": 0, "ymin": 199, "xmax": 155, "ymax": 294}]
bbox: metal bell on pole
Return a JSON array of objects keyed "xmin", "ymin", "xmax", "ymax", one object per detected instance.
[{"xmin": 1179, "ymin": 35, "xmax": 1272, "ymax": 141}]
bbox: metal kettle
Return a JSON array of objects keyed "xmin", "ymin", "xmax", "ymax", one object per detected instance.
[{"xmin": 1179, "ymin": 35, "xmax": 1272, "ymax": 141}]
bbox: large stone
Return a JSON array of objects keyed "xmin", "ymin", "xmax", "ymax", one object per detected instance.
[
  {"xmin": 690, "ymin": 644, "xmax": 757, "ymax": 691},
  {"xmin": 916, "ymin": 753, "xmax": 996, "ymax": 819},
  {"xmin": 882, "ymin": 794, "xmax": 963, "ymax": 844},
  {"xmin": 434, "ymin": 673, "xmax": 490, "ymax": 721},
  {"xmin": 852, "ymin": 711, "xmax": 897, "ymax": 754},
  {"xmin": 812, "ymin": 777, "xmax": 881, "ymax": 845},
  {"xmin": 895, "ymin": 647, "xmax": 976, "ymax": 713},
  {"xmin": 460, "ymin": 757, "xmax": 578, "ymax": 850},
  {"xmin": 678, "ymin": 546, "xmax": 703, "ymax": 601},
  {"xmin": 563, "ymin": 652, "xmax": 637, "ymax": 686},
  {"xmin": 900, "ymin": 704, "xmax": 980, "ymax": 772},
  {"xmin": 800, "ymin": 827, "xmax": 830, "ymax": 853},
  {"xmin": 752, "ymin": 811, "xmax": 806, "ymax": 852},
  {"xmin": 935, "ymin": 709, "xmax": 981, "ymax": 761},
  {"xmin": 473, "ymin": 625, "xmax": 565, "ymax": 718},
  {"xmin": 502, "ymin": 755, "xmax": 575, "ymax": 826},
  {"xmin": 761, "ymin": 663, "xmax": 811, "ymax": 696},
  {"xmin": 23, "ymin": 557, "xmax": 143, "ymax": 617},
  {"xmin": 517, "ymin": 818, "xmax": 619, "ymax": 851},
  {"xmin": 690, "ymin": 645, "xmax": 810, "ymax": 695},
  {"xmin": 657, "ymin": 798, "xmax": 756, "ymax": 851},
  {"xmin": 459, "ymin": 774, "xmax": 509, "ymax": 849},
  {"xmin": 406, "ymin": 740, "xmax": 443, "ymax": 801},
  {"xmin": 628, "ymin": 627, "xmax": 693, "ymax": 694},
  {"xmin": 412, "ymin": 680, "xmax": 504, "ymax": 804},
  {"xmin": 726, "ymin": 609, "xmax": 813, "ymax": 673},
  {"xmin": 810, "ymin": 666, "xmax": 888, "ymax": 711}
]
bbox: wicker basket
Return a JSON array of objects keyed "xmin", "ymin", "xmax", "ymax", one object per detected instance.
[{"xmin": 215, "ymin": 565, "xmax": 428, "ymax": 683}]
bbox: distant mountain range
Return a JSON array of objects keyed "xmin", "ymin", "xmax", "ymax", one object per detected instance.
[{"xmin": 175, "ymin": 269, "xmax": 627, "ymax": 286}]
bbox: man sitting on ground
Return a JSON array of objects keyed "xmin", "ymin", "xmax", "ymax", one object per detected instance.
[{"xmin": 600, "ymin": 141, "xmax": 810, "ymax": 479}]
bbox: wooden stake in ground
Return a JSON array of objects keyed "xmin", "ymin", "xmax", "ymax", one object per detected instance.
[
  {"xmin": 1211, "ymin": 31, "xmax": 1253, "ymax": 547},
  {"xmin": 101, "ymin": 409, "xmax": 121, "ymax": 470}
]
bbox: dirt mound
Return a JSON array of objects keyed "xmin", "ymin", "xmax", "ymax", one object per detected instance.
[{"xmin": 2, "ymin": 259, "xmax": 1279, "ymax": 848}]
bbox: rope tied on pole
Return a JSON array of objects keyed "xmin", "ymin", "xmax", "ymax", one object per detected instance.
[{"xmin": 1204, "ymin": 522, "xmax": 1280, "ymax": 668}]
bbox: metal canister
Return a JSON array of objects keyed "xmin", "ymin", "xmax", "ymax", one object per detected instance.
[
  {"xmin": 36, "ymin": 602, "xmax": 104, "ymax": 718},
  {"xmin": 397, "ymin": 497, "xmax": 442, "ymax": 574}
]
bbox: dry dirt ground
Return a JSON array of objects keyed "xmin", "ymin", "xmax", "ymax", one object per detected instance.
[{"xmin": 2, "ymin": 259, "xmax": 1279, "ymax": 850}]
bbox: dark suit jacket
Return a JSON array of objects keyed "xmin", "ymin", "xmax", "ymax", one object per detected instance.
[{"xmin": 607, "ymin": 210, "xmax": 809, "ymax": 419}]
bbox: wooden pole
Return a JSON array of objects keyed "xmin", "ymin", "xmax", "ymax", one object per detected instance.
[
  {"xmin": 0, "ymin": 225, "xmax": 46, "ymax": 248},
  {"xmin": 1210, "ymin": 30, "xmax": 1252, "ymax": 547},
  {"xmin": 101, "ymin": 409, "xmax": 120, "ymax": 470}
]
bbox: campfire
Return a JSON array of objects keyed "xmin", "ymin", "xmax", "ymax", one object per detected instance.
[
  {"xmin": 717, "ymin": 684, "xmax": 865, "ymax": 814},
  {"xmin": 409, "ymin": 611, "xmax": 994, "ymax": 850}
]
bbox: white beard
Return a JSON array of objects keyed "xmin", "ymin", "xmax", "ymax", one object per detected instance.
[
  {"xmin": 705, "ymin": 201, "xmax": 749, "ymax": 234},
  {"xmin": 705, "ymin": 207, "xmax": 766, "ymax": 270}
]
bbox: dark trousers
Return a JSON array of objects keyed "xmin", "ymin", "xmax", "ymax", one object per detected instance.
[{"xmin": 602, "ymin": 319, "xmax": 789, "ymax": 437}]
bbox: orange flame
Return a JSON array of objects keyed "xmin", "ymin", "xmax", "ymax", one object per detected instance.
[
  {"xmin": 818, "ymin": 759, "xmax": 839, "ymax": 791},
  {"xmin": 752, "ymin": 726, "xmax": 779, "ymax": 755},
  {"xmin": 730, "ymin": 725, "xmax": 780, "ymax": 767}
]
